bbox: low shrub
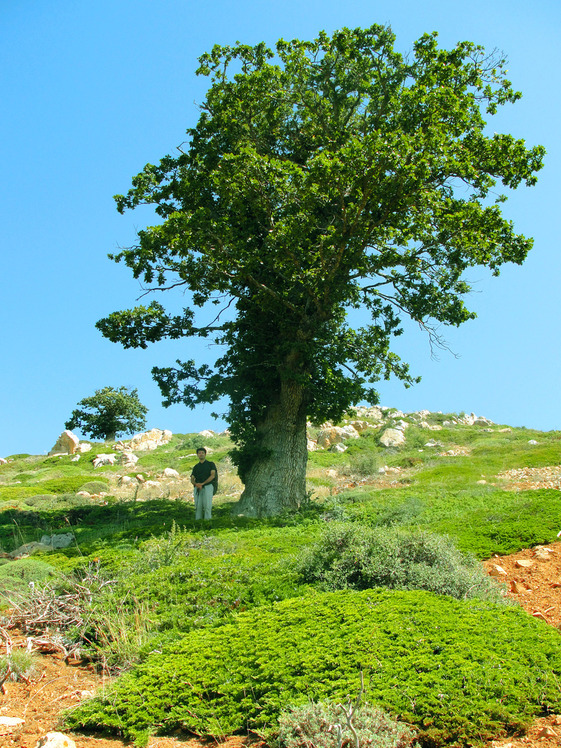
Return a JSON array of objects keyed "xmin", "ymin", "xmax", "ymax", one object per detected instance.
[
  {"xmin": 297, "ymin": 523, "xmax": 505, "ymax": 602},
  {"xmin": 78, "ymin": 480, "xmax": 110, "ymax": 494},
  {"xmin": 0, "ymin": 558, "xmax": 58, "ymax": 594},
  {"xmin": 65, "ymin": 589, "xmax": 561, "ymax": 746},
  {"xmin": 278, "ymin": 699, "xmax": 417, "ymax": 748},
  {"xmin": 0, "ymin": 649, "xmax": 39, "ymax": 682}
]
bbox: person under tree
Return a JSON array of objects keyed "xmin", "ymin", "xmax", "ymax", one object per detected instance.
[{"xmin": 190, "ymin": 447, "xmax": 216, "ymax": 520}]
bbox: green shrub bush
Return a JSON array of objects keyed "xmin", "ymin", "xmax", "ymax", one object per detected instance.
[
  {"xmin": 78, "ymin": 480, "xmax": 110, "ymax": 494},
  {"xmin": 297, "ymin": 523, "xmax": 505, "ymax": 602},
  {"xmin": 0, "ymin": 558, "xmax": 58, "ymax": 594},
  {"xmin": 65, "ymin": 589, "xmax": 561, "ymax": 746},
  {"xmin": 278, "ymin": 699, "xmax": 417, "ymax": 748}
]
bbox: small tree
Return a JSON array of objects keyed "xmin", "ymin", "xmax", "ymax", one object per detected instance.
[
  {"xmin": 65, "ymin": 386, "xmax": 148, "ymax": 441},
  {"xmin": 97, "ymin": 25, "xmax": 544, "ymax": 515}
]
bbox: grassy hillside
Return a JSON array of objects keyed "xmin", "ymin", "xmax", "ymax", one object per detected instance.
[{"xmin": 1, "ymin": 408, "xmax": 560, "ymax": 746}]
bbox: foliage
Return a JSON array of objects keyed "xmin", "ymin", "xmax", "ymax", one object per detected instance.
[
  {"xmin": 0, "ymin": 649, "xmax": 39, "ymax": 682},
  {"xmin": 0, "ymin": 558, "xmax": 58, "ymax": 594},
  {"xmin": 65, "ymin": 589, "xmax": 561, "ymax": 747},
  {"xmin": 278, "ymin": 699, "xmax": 417, "ymax": 748},
  {"xmin": 96, "ymin": 25, "xmax": 544, "ymax": 515},
  {"xmin": 297, "ymin": 523, "xmax": 506, "ymax": 602},
  {"xmin": 65, "ymin": 386, "xmax": 148, "ymax": 441}
]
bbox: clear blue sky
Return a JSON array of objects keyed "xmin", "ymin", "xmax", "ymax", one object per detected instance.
[{"xmin": 1, "ymin": 0, "xmax": 559, "ymax": 456}]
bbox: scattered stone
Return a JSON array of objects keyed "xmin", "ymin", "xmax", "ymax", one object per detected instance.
[
  {"xmin": 317, "ymin": 425, "xmax": 359, "ymax": 449},
  {"xmin": 127, "ymin": 428, "xmax": 173, "ymax": 452},
  {"xmin": 515, "ymin": 559, "xmax": 534, "ymax": 569},
  {"xmin": 350, "ymin": 420, "xmax": 369, "ymax": 433},
  {"xmin": 76, "ymin": 491, "xmax": 91, "ymax": 498},
  {"xmin": 509, "ymin": 580, "xmax": 527, "ymax": 594},
  {"xmin": 488, "ymin": 564, "xmax": 507, "ymax": 577},
  {"xmin": 534, "ymin": 547, "xmax": 554, "ymax": 561},
  {"xmin": 9, "ymin": 541, "xmax": 52, "ymax": 558},
  {"xmin": 162, "ymin": 468, "xmax": 180, "ymax": 479},
  {"xmin": 425, "ymin": 439, "xmax": 439, "ymax": 448},
  {"xmin": 48, "ymin": 430, "xmax": 79, "ymax": 456},
  {"xmin": 198, "ymin": 430, "xmax": 215, "ymax": 438},
  {"xmin": 326, "ymin": 469, "xmax": 338, "ymax": 478},
  {"xmin": 70, "ymin": 455, "xmax": 80, "ymax": 462},
  {"xmin": 119, "ymin": 476, "xmax": 133, "ymax": 486},
  {"xmin": 330, "ymin": 443, "xmax": 348, "ymax": 453},
  {"xmin": 136, "ymin": 474, "xmax": 146, "ymax": 483},
  {"xmin": 537, "ymin": 726, "xmax": 558, "ymax": 738},
  {"xmin": 119, "ymin": 451, "xmax": 139, "ymax": 468},
  {"xmin": 144, "ymin": 480, "xmax": 161, "ymax": 489},
  {"xmin": 497, "ymin": 427, "xmax": 512, "ymax": 433},
  {"xmin": 93, "ymin": 454, "xmax": 116, "ymax": 468},
  {"xmin": 76, "ymin": 442, "xmax": 92, "ymax": 453},
  {"xmin": 528, "ymin": 439, "xmax": 538, "ymax": 445},
  {"xmin": 476, "ymin": 479, "xmax": 487, "ymax": 485},
  {"xmin": 0, "ymin": 716, "xmax": 24, "ymax": 734},
  {"xmin": 379, "ymin": 428, "xmax": 406, "ymax": 447},
  {"xmin": 307, "ymin": 438, "xmax": 318, "ymax": 451},
  {"xmin": 35, "ymin": 733, "xmax": 77, "ymax": 748}
]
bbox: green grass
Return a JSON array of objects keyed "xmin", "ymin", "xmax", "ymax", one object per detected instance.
[{"xmin": 1, "ymin": 413, "xmax": 561, "ymax": 747}]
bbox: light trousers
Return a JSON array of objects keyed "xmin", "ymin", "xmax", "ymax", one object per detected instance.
[{"xmin": 194, "ymin": 484, "xmax": 213, "ymax": 520}]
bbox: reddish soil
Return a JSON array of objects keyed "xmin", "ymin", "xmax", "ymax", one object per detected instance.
[{"xmin": 2, "ymin": 543, "xmax": 561, "ymax": 748}]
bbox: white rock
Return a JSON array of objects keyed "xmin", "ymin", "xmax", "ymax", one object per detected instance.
[
  {"xmin": 0, "ymin": 716, "xmax": 25, "ymax": 727},
  {"xmin": 163, "ymin": 468, "xmax": 180, "ymax": 479},
  {"xmin": 119, "ymin": 451, "xmax": 139, "ymax": 467},
  {"xmin": 119, "ymin": 476, "xmax": 133, "ymax": 485},
  {"xmin": 76, "ymin": 491, "xmax": 91, "ymax": 497},
  {"xmin": 528, "ymin": 440, "xmax": 538, "ymax": 445},
  {"xmin": 128, "ymin": 429, "xmax": 173, "ymax": 451},
  {"xmin": 198, "ymin": 430, "xmax": 215, "ymax": 438},
  {"xmin": 0, "ymin": 457, "xmax": 7, "ymax": 464},
  {"xmin": 330, "ymin": 443, "xmax": 348, "ymax": 453},
  {"xmin": 379, "ymin": 428, "xmax": 406, "ymax": 447},
  {"xmin": 144, "ymin": 480, "xmax": 161, "ymax": 488},
  {"xmin": 93, "ymin": 454, "xmax": 116, "ymax": 468},
  {"xmin": 70, "ymin": 455, "xmax": 80, "ymax": 462},
  {"xmin": 306, "ymin": 438, "xmax": 318, "ymax": 451},
  {"xmin": 35, "ymin": 732, "xmax": 77, "ymax": 748},
  {"xmin": 48, "ymin": 430, "xmax": 79, "ymax": 456},
  {"xmin": 76, "ymin": 442, "xmax": 92, "ymax": 453}
]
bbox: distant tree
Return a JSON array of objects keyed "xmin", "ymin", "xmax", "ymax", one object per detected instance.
[
  {"xmin": 97, "ymin": 25, "xmax": 544, "ymax": 516},
  {"xmin": 65, "ymin": 386, "xmax": 148, "ymax": 441}
]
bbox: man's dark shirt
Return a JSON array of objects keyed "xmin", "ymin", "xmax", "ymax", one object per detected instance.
[{"xmin": 191, "ymin": 460, "xmax": 216, "ymax": 485}]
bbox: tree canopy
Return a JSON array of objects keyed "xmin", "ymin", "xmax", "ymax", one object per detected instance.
[
  {"xmin": 97, "ymin": 24, "xmax": 544, "ymax": 515},
  {"xmin": 65, "ymin": 386, "xmax": 148, "ymax": 442}
]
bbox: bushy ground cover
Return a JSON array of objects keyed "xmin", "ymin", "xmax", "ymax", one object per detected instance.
[
  {"xmin": 66, "ymin": 589, "xmax": 561, "ymax": 747},
  {"xmin": 1, "ymin": 413, "xmax": 561, "ymax": 746}
]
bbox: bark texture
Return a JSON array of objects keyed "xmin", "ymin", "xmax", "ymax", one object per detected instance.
[{"xmin": 234, "ymin": 379, "xmax": 308, "ymax": 517}]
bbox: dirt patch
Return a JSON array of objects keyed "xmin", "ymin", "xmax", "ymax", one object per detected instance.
[
  {"xmin": 497, "ymin": 466, "xmax": 561, "ymax": 492},
  {"xmin": 2, "ymin": 544, "xmax": 561, "ymax": 748}
]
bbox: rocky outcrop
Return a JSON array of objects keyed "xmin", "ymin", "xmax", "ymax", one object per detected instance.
[
  {"xmin": 48, "ymin": 430, "xmax": 79, "ymax": 456},
  {"xmin": 124, "ymin": 428, "xmax": 173, "ymax": 452},
  {"xmin": 379, "ymin": 428, "xmax": 406, "ymax": 447},
  {"xmin": 93, "ymin": 454, "xmax": 116, "ymax": 468},
  {"xmin": 317, "ymin": 425, "xmax": 360, "ymax": 450}
]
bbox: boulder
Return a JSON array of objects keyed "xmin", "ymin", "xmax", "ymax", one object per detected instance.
[
  {"xmin": 128, "ymin": 429, "xmax": 173, "ymax": 452},
  {"xmin": 350, "ymin": 420, "xmax": 369, "ymax": 433},
  {"xmin": 93, "ymin": 454, "xmax": 116, "ymax": 468},
  {"xmin": 330, "ymin": 443, "xmax": 348, "ymax": 453},
  {"xmin": 379, "ymin": 428, "xmax": 406, "ymax": 447},
  {"xmin": 198, "ymin": 430, "xmax": 215, "ymax": 439},
  {"xmin": 35, "ymin": 733, "xmax": 77, "ymax": 748},
  {"xmin": 40, "ymin": 533, "xmax": 74, "ymax": 549},
  {"xmin": 0, "ymin": 457, "xmax": 7, "ymax": 465},
  {"xmin": 9, "ymin": 541, "xmax": 52, "ymax": 558},
  {"xmin": 76, "ymin": 442, "xmax": 92, "ymax": 453},
  {"xmin": 317, "ymin": 425, "xmax": 360, "ymax": 449},
  {"xmin": 307, "ymin": 438, "xmax": 318, "ymax": 451},
  {"xmin": 119, "ymin": 476, "xmax": 133, "ymax": 486},
  {"xmin": 119, "ymin": 452, "xmax": 138, "ymax": 468},
  {"xmin": 0, "ymin": 716, "xmax": 25, "ymax": 734},
  {"xmin": 48, "ymin": 430, "xmax": 79, "ymax": 456},
  {"xmin": 162, "ymin": 468, "xmax": 180, "ymax": 479}
]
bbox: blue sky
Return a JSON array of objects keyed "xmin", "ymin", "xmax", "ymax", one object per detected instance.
[{"xmin": 1, "ymin": 0, "xmax": 559, "ymax": 456}]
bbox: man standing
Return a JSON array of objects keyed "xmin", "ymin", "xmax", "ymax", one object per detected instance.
[{"xmin": 190, "ymin": 447, "xmax": 216, "ymax": 520}]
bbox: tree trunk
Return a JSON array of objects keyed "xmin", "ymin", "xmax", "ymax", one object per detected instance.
[{"xmin": 234, "ymin": 377, "xmax": 308, "ymax": 517}]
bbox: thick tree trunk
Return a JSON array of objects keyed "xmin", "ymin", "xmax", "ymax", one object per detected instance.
[{"xmin": 234, "ymin": 378, "xmax": 308, "ymax": 517}]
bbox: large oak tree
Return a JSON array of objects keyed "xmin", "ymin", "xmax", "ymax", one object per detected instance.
[{"xmin": 97, "ymin": 25, "xmax": 544, "ymax": 516}]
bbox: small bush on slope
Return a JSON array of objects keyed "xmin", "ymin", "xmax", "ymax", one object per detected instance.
[
  {"xmin": 278, "ymin": 699, "xmax": 416, "ymax": 748},
  {"xmin": 297, "ymin": 523, "xmax": 507, "ymax": 602},
  {"xmin": 66, "ymin": 589, "xmax": 561, "ymax": 747}
]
